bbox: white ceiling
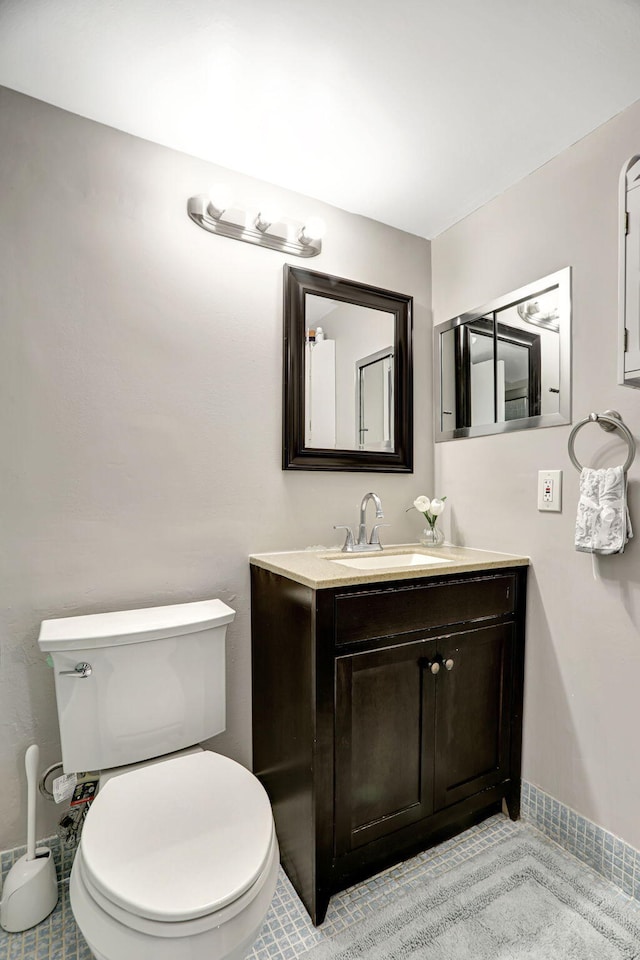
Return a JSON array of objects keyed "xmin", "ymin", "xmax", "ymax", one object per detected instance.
[{"xmin": 2, "ymin": 0, "xmax": 640, "ymax": 238}]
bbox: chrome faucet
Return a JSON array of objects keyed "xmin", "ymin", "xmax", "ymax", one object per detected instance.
[{"xmin": 334, "ymin": 492, "xmax": 389, "ymax": 552}]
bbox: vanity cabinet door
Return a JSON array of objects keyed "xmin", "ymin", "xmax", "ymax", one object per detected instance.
[
  {"xmin": 334, "ymin": 639, "xmax": 437, "ymax": 856},
  {"xmin": 433, "ymin": 623, "xmax": 514, "ymax": 811}
]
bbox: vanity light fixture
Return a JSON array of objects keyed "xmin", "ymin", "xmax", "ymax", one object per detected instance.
[
  {"xmin": 517, "ymin": 297, "xmax": 560, "ymax": 332},
  {"xmin": 187, "ymin": 190, "xmax": 324, "ymax": 258}
]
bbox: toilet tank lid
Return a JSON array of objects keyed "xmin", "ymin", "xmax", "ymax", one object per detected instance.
[{"xmin": 38, "ymin": 598, "xmax": 235, "ymax": 651}]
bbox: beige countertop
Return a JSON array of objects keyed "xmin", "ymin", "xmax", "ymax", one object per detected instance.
[{"xmin": 249, "ymin": 543, "xmax": 529, "ymax": 590}]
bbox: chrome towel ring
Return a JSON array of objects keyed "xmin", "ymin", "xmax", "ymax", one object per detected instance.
[{"xmin": 567, "ymin": 410, "xmax": 636, "ymax": 474}]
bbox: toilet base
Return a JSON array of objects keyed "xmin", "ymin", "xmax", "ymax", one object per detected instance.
[
  {"xmin": 70, "ymin": 835, "xmax": 279, "ymax": 960},
  {"xmin": 83, "ymin": 927, "xmax": 263, "ymax": 960},
  {"xmin": 84, "ymin": 930, "xmax": 262, "ymax": 960}
]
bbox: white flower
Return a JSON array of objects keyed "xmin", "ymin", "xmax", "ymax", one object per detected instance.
[
  {"xmin": 429, "ymin": 498, "xmax": 446, "ymax": 517},
  {"xmin": 414, "ymin": 496, "xmax": 431, "ymax": 513}
]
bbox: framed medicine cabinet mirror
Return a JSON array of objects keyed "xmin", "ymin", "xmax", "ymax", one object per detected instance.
[
  {"xmin": 283, "ymin": 266, "xmax": 413, "ymax": 471},
  {"xmin": 434, "ymin": 267, "xmax": 571, "ymax": 442}
]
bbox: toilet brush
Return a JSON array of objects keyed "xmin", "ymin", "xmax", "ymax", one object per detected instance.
[{"xmin": 0, "ymin": 744, "xmax": 58, "ymax": 932}]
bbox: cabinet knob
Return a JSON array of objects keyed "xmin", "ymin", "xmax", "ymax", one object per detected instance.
[{"xmin": 420, "ymin": 655, "xmax": 446, "ymax": 675}]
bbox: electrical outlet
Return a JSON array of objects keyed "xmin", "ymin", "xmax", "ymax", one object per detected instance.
[{"xmin": 538, "ymin": 470, "xmax": 562, "ymax": 512}]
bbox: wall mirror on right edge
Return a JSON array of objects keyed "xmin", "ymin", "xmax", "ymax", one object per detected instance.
[{"xmin": 434, "ymin": 267, "xmax": 571, "ymax": 442}]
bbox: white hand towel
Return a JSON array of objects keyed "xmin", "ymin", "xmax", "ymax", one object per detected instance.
[{"xmin": 575, "ymin": 466, "xmax": 633, "ymax": 555}]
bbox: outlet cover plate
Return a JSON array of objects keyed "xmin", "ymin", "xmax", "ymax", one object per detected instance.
[{"xmin": 538, "ymin": 469, "xmax": 562, "ymax": 512}]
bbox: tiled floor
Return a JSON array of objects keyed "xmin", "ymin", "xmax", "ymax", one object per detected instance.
[{"xmin": 1, "ymin": 814, "xmax": 639, "ymax": 960}]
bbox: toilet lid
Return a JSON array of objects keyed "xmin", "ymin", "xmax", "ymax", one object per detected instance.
[{"xmin": 80, "ymin": 751, "xmax": 275, "ymax": 922}]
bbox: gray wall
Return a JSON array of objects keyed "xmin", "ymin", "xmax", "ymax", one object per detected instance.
[
  {"xmin": 0, "ymin": 86, "xmax": 432, "ymax": 849},
  {"xmin": 432, "ymin": 98, "xmax": 640, "ymax": 851}
]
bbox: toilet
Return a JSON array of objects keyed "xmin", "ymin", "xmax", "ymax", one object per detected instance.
[{"xmin": 37, "ymin": 598, "xmax": 279, "ymax": 960}]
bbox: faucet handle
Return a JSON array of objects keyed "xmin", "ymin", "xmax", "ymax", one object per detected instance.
[
  {"xmin": 334, "ymin": 525, "xmax": 355, "ymax": 552},
  {"xmin": 369, "ymin": 523, "xmax": 391, "ymax": 546}
]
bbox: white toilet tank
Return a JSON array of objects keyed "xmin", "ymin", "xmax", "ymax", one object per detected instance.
[{"xmin": 38, "ymin": 599, "xmax": 235, "ymax": 773}]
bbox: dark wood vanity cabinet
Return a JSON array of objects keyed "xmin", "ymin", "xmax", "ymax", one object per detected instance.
[
  {"xmin": 251, "ymin": 564, "xmax": 527, "ymax": 925},
  {"xmin": 335, "ymin": 621, "xmax": 514, "ymax": 858}
]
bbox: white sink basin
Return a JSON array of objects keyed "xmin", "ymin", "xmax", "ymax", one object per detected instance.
[{"xmin": 330, "ymin": 552, "xmax": 452, "ymax": 570}]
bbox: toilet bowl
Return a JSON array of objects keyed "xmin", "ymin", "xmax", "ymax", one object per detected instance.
[
  {"xmin": 37, "ymin": 597, "xmax": 279, "ymax": 960},
  {"xmin": 69, "ymin": 751, "xmax": 279, "ymax": 960}
]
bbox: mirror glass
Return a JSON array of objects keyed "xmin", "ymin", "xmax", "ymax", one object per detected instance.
[
  {"xmin": 284, "ymin": 267, "xmax": 412, "ymax": 471},
  {"xmin": 435, "ymin": 268, "xmax": 571, "ymax": 441},
  {"xmin": 304, "ymin": 295, "xmax": 395, "ymax": 450}
]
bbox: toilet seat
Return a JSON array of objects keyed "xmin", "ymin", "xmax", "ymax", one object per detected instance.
[
  {"xmin": 70, "ymin": 830, "xmax": 280, "ymax": 960},
  {"xmin": 73, "ymin": 831, "xmax": 278, "ymax": 938},
  {"xmin": 80, "ymin": 751, "xmax": 275, "ymax": 924}
]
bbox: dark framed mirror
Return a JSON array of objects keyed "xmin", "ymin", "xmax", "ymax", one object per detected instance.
[
  {"xmin": 435, "ymin": 267, "xmax": 571, "ymax": 441},
  {"xmin": 283, "ymin": 266, "xmax": 413, "ymax": 471}
]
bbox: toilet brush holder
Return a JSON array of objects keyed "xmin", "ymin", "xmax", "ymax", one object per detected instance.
[
  {"xmin": 0, "ymin": 848, "xmax": 58, "ymax": 932},
  {"xmin": 0, "ymin": 744, "xmax": 58, "ymax": 932}
]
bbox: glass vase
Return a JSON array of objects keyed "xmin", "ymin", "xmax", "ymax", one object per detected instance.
[{"xmin": 420, "ymin": 524, "xmax": 445, "ymax": 547}]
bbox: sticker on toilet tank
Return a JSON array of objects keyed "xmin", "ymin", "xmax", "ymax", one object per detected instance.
[
  {"xmin": 53, "ymin": 772, "xmax": 77, "ymax": 803},
  {"xmin": 70, "ymin": 773, "xmax": 99, "ymax": 806}
]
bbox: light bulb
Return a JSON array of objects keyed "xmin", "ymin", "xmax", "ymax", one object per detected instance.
[
  {"xmin": 207, "ymin": 183, "xmax": 234, "ymax": 219},
  {"xmin": 303, "ymin": 216, "xmax": 326, "ymax": 240}
]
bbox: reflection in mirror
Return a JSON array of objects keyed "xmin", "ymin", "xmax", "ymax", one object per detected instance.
[
  {"xmin": 303, "ymin": 297, "xmax": 395, "ymax": 450},
  {"xmin": 468, "ymin": 317, "xmax": 496, "ymax": 427},
  {"xmin": 356, "ymin": 347, "xmax": 394, "ymax": 450},
  {"xmin": 284, "ymin": 266, "xmax": 412, "ymax": 471},
  {"xmin": 435, "ymin": 268, "xmax": 570, "ymax": 441}
]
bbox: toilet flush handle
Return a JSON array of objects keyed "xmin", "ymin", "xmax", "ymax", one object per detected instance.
[{"xmin": 59, "ymin": 662, "xmax": 92, "ymax": 679}]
